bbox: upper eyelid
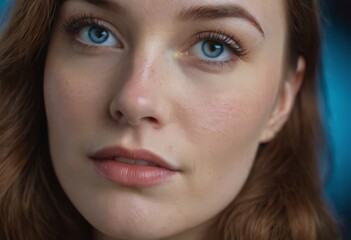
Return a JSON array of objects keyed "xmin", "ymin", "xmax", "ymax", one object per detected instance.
[
  {"xmin": 195, "ymin": 32, "xmax": 240, "ymax": 48},
  {"xmin": 60, "ymin": 15, "xmax": 125, "ymax": 47},
  {"xmin": 61, "ymin": 14, "xmax": 111, "ymax": 31},
  {"xmin": 188, "ymin": 31, "xmax": 248, "ymax": 57},
  {"xmin": 61, "ymin": 15, "xmax": 119, "ymax": 37}
]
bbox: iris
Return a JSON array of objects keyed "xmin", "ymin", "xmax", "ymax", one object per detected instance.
[
  {"xmin": 201, "ymin": 40, "xmax": 224, "ymax": 58},
  {"xmin": 88, "ymin": 27, "xmax": 109, "ymax": 44}
]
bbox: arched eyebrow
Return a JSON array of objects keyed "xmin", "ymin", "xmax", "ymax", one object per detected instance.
[
  {"xmin": 178, "ymin": 4, "xmax": 265, "ymax": 37},
  {"xmin": 82, "ymin": 1, "xmax": 264, "ymax": 37},
  {"xmin": 85, "ymin": 0, "xmax": 127, "ymax": 14}
]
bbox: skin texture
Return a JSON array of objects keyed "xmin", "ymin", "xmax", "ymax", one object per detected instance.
[{"xmin": 44, "ymin": 0, "xmax": 305, "ymax": 239}]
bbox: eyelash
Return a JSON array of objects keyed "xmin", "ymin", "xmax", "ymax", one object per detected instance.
[
  {"xmin": 195, "ymin": 30, "xmax": 247, "ymax": 57},
  {"xmin": 190, "ymin": 30, "xmax": 248, "ymax": 68},
  {"xmin": 61, "ymin": 14, "xmax": 117, "ymax": 50},
  {"xmin": 60, "ymin": 15, "xmax": 248, "ymax": 68}
]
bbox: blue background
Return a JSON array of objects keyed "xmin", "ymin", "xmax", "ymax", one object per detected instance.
[
  {"xmin": 321, "ymin": 1, "xmax": 351, "ymax": 239},
  {"xmin": 0, "ymin": 0, "xmax": 10, "ymax": 14},
  {"xmin": 1, "ymin": 0, "xmax": 350, "ymax": 238}
]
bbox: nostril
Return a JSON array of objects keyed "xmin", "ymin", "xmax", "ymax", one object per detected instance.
[
  {"xmin": 116, "ymin": 111, "xmax": 123, "ymax": 120},
  {"xmin": 109, "ymin": 95, "xmax": 165, "ymax": 127},
  {"xmin": 113, "ymin": 110, "xmax": 159, "ymax": 126},
  {"xmin": 145, "ymin": 116, "xmax": 158, "ymax": 123}
]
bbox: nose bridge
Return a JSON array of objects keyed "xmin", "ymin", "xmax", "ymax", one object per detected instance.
[{"xmin": 109, "ymin": 45, "xmax": 169, "ymax": 128}]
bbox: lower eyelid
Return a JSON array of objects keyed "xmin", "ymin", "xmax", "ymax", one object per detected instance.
[
  {"xmin": 182, "ymin": 54, "xmax": 239, "ymax": 72},
  {"xmin": 69, "ymin": 38, "xmax": 120, "ymax": 54}
]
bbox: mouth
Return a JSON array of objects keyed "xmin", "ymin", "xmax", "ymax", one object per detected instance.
[
  {"xmin": 114, "ymin": 157, "xmax": 159, "ymax": 167},
  {"xmin": 90, "ymin": 146, "xmax": 179, "ymax": 187}
]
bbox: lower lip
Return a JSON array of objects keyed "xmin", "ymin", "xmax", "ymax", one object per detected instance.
[{"xmin": 92, "ymin": 159, "xmax": 177, "ymax": 187}]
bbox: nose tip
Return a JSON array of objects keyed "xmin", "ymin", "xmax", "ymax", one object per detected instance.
[{"xmin": 109, "ymin": 82, "xmax": 167, "ymax": 129}]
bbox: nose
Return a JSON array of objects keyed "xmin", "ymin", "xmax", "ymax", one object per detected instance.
[{"xmin": 109, "ymin": 59, "xmax": 169, "ymax": 129}]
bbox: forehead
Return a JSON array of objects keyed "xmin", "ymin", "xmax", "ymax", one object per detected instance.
[{"xmin": 64, "ymin": 0, "xmax": 287, "ymax": 35}]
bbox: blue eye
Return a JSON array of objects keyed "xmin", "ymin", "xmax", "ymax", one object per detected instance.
[
  {"xmin": 78, "ymin": 26, "xmax": 119, "ymax": 47},
  {"xmin": 88, "ymin": 27, "xmax": 109, "ymax": 44},
  {"xmin": 191, "ymin": 40, "xmax": 231, "ymax": 61},
  {"xmin": 202, "ymin": 40, "xmax": 224, "ymax": 58}
]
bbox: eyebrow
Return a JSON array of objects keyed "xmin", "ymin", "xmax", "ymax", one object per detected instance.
[
  {"xmin": 178, "ymin": 4, "xmax": 264, "ymax": 37},
  {"xmin": 85, "ymin": 0, "xmax": 126, "ymax": 14}
]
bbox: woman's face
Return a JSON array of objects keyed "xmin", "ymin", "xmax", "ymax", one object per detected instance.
[{"xmin": 44, "ymin": 0, "xmax": 300, "ymax": 239}]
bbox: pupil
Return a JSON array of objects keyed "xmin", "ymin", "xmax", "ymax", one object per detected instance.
[
  {"xmin": 89, "ymin": 27, "xmax": 108, "ymax": 43},
  {"xmin": 95, "ymin": 30, "xmax": 104, "ymax": 38},
  {"xmin": 203, "ymin": 40, "xmax": 223, "ymax": 58}
]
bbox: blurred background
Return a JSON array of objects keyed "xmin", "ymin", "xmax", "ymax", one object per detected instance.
[
  {"xmin": 0, "ymin": 0, "xmax": 350, "ymax": 238},
  {"xmin": 321, "ymin": 1, "xmax": 351, "ymax": 239}
]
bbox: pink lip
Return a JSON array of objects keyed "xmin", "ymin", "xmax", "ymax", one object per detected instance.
[{"xmin": 90, "ymin": 146, "xmax": 179, "ymax": 186}]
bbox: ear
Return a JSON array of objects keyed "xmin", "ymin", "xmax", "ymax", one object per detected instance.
[{"xmin": 259, "ymin": 57, "xmax": 306, "ymax": 143}]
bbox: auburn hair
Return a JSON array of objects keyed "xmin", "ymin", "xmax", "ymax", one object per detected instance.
[{"xmin": 0, "ymin": 0, "xmax": 340, "ymax": 239}]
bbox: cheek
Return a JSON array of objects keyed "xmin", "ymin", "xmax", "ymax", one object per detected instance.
[
  {"xmin": 43, "ymin": 57, "xmax": 112, "ymax": 182},
  {"xmin": 183, "ymin": 82, "xmax": 276, "ymax": 153},
  {"xmin": 43, "ymin": 33, "xmax": 121, "ymax": 139},
  {"xmin": 43, "ymin": 55, "xmax": 115, "ymax": 140},
  {"xmin": 44, "ymin": 73, "xmax": 92, "ymax": 152},
  {"xmin": 177, "ymin": 71, "xmax": 281, "ymax": 199}
]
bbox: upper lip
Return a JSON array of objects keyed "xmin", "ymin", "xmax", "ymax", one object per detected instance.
[{"xmin": 89, "ymin": 146, "xmax": 179, "ymax": 171}]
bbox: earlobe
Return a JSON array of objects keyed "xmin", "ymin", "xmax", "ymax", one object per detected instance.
[{"xmin": 259, "ymin": 57, "xmax": 306, "ymax": 143}]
